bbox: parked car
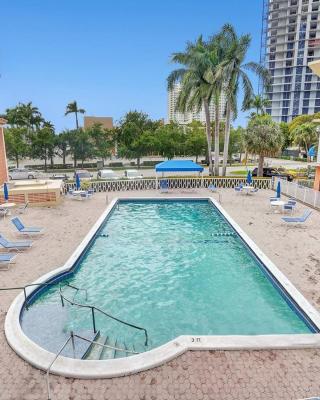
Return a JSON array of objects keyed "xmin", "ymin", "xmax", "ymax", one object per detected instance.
[
  {"xmin": 50, "ymin": 173, "xmax": 68, "ymax": 181},
  {"xmin": 124, "ymin": 169, "xmax": 143, "ymax": 179},
  {"xmin": 8, "ymin": 168, "xmax": 39, "ymax": 180},
  {"xmin": 97, "ymin": 169, "xmax": 120, "ymax": 180},
  {"xmin": 252, "ymin": 167, "xmax": 294, "ymax": 182},
  {"xmin": 74, "ymin": 170, "xmax": 93, "ymax": 181}
]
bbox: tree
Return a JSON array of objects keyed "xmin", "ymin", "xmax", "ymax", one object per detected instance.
[
  {"xmin": 243, "ymin": 115, "xmax": 283, "ymax": 176},
  {"xmin": 216, "ymin": 24, "xmax": 271, "ymax": 176},
  {"xmin": 288, "ymin": 112, "xmax": 320, "ymax": 133},
  {"xmin": 185, "ymin": 121, "xmax": 206, "ymax": 162},
  {"xmin": 30, "ymin": 126, "xmax": 56, "ymax": 171},
  {"xmin": 65, "ymin": 101, "xmax": 85, "ymax": 130},
  {"xmin": 117, "ymin": 111, "xmax": 160, "ymax": 166},
  {"xmin": 4, "ymin": 127, "xmax": 29, "ymax": 167},
  {"xmin": 292, "ymin": 123, "xmax": 318, "ymax": 154},
  {"xmin": 167, "ymin": 36, "xmax": 220, "ymax": 175},
  {"xmin": 4, "ymin": 102, "xmax": 44, "ymax": 132},
  {"xmin": 56, "ymin": 131, "xmax": 69, "ymax": 167},
  {"xmin": 279, "ymin": 122, "xmax": 292, "ymax": 151},
  {"xmin": 75, "ymin": 129, "xmax": 94, "ymax": 167},
  {"xmin": 154, "ymin": 123, "xmax": 184, "ymax": 159},
  {"xmin": 88, "ymin": 123, "xmax": 115, "ymax": 162},
  {"xmin": 246, "ymin": 94, "xmax": 271, "ymax": 116}
]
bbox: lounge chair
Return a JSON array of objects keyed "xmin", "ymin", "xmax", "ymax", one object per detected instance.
[
  {"xmin": 234, "ymin": 186, "xmax": 242, "ymax": 194},
  {"xmin": 282, "ymin": 210, "xmax": 312, "ymax": 224},
  {"xmin": 208, "ymin": 184, "xmax": 217, "ymax": 192},
  {"xmin": 0, "ymin": 253, "xmax": 17, "ymax": 270},
  {"xmin": 159, "ymin": 179, "xmax": 169, "ymax": 193},
  {"xmin": 0, "ymin": 234, "xmax": 32, "ymax": 251},
  {"xmin": 250, "ymin": 188, "xmax": 258, "ymax": 193},
  {"xmin": 15, "ymin": 202, "xmax": 29, "ymax": 215},
  {"xmin": 11, "ymin": 217, "xmax": 44, "ymax": 236}
]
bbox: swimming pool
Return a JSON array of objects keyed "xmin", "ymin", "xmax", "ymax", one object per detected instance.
[{"xmin": 6, "ymin": 197, "xmax": 320, "ymax": 378}]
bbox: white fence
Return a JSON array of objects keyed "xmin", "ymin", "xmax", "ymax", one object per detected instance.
[
  {"xmin": 275, "ymin": 177, "xmax": 320, "ymax": 209},
  {"xmin": 64, "ymin": 177, "xmax": 271, "ymax": 193}
]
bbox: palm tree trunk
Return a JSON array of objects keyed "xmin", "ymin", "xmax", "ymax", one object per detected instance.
[
  {"xmin": 16, "ymin": 155, "xmax": 19, "ymax": 168},
  {"xmin": 222, "ymin": 101, "xmax": 232, "ymax": 176},
  {"xmin": 258, "ymin": 155, "xmax": 264, "ymax": 177},
  {"xmin": 75, "ymin": 112, "xmax": 79, "ymax": 130},
  {"xmin": 214, "ymin": 96, "xmax": 220, "ymax": 176},
  {"xmin": 203, "ymin": 99, "xmax": 213, "ymax": 175}
]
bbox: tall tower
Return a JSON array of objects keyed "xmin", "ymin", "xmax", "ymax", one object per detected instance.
[
  {"xmin": 262, "ymin": 0, "xmax": 320, "ymax": 122},
  {"xmin": 167, "ymin": 83, "xmax": 226, "ymax": 125},
  {"xmin": 0, "ymin": 118, "xmax": 9, "ymax": 185}
]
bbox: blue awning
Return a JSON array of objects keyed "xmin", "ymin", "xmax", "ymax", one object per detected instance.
[{"xmin": 155, "ymin": 160, "xmax": 204, "ymax": 173}]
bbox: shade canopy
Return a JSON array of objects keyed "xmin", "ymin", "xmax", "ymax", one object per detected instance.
[{"xmin": 155, "ymin": 160, "xmax": 204, "ymax": 173}]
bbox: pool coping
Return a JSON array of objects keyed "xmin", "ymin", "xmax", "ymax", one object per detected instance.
[{"xmin": 5, "ymin": 196, "xmax": 320, "ymax": 379}]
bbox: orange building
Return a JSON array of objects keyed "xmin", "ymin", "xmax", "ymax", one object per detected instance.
[
  {"xmin": 0, "ymin": 118, "xmax": 9, "ymax": 186},
  {"xmin": 84, "ymin": 116, "xmax": 113, "ymax": 130}
]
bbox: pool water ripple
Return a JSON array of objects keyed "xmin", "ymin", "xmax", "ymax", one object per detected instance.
[{"xmin": 22, "ymin": 200, "xmax": 312, "ymax": 355}]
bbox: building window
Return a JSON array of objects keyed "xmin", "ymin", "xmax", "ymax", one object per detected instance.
[
  {"xmin": 305, "ymin": 83, "xmax": 311, "ymax": 90},
  {"xmin": 282, "ymin": 108, "xmax": 289, "ymax": 115},
  {"xmin": 282, "ymin": 100, "xmax": 290, "ymax": 107},
  {"xmin": 285, "ymin": 76, "xmax": 292, "ymax": 83},
  {"xmin": 302, "ymin": 108, "xmax": 309, "ymax": 114},
  {"xmin": 283, "ymin": 92, "xmax": 291, "ymax": 99},
  {"xmin": 315, "ymin": 107, "xmax": 320, "ymax": 113},
  {"xmin": 315, "ymin": 99, "xmax": 320, "ymax": 106},
  {"xmin": 303, "ymin": 99, "xmax": 309, "ymax": 107},
  {"xmin": 281, "ymin": 116, "xmax": 288, "ymax": 122}
]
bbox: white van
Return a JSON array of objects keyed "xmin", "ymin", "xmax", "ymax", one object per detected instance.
[
  {"xmin": 124, "ymin": 169, "xmax": 143, "ymax": 180},
  {"xmin": 97, "ymin": 169, "xmax": 120, "ymax": 180}
]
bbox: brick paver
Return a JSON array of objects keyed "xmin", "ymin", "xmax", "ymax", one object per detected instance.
[{"xmin": 0, "ymin": 190, "xmax": 320, "ymax": 400}]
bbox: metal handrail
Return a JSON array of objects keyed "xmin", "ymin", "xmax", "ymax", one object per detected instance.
[
  {"xmin": 59, "ymin": 286, "xmax": 148, "ymax": 346},
  {"xmin": 46, "ymin": 334, "xmax": 73, "ymax": 400},
  {"xmin": 0, "ymin": 281, "xmax": 87, "ymax": 310},
  {"xmin": 60, "ymin": 281, "xmax": 88, "ymax": 301},
  {"xmin": 0, "ymin": 282, "xmax": 64, "ymax": 310},
  {"xmin": 46, "ymin": 331, "xmax": 139, "ymax": 399}
]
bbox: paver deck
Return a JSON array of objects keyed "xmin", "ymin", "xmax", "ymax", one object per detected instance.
[{"xmin": 0, "ymin": 189, "xmax": 320, "ymax": 400}]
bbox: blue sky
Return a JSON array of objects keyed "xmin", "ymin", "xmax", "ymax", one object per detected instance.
[{"xmin": 1, "ymin": 0, "xmax": 263, "ymax": 131}]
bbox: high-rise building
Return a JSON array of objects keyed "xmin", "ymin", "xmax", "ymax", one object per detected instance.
[
  {"xmin": 261, "ymin": 0, "xmax": 320, "ymax": 123},
  {"xmin": 167, "ymin": 83, "xmax": 226, "ymax": 124}
]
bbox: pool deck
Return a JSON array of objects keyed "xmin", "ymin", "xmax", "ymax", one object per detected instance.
[{"xmin": 1, "ymin": 188, "xmax": 320, "ymax": 399}]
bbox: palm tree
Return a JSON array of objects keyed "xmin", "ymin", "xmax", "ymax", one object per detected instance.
[
  {"xmin": 215, "ymin": 24, "xmax": 271, "ymax": 176},
  {"xmin": 246, "ymin": 94, "xmax": 271, "ymax": 116},
  {"xmin": 168, "ymin": 35, "xmax": 226, "ymax": 175},
  {"xmin": 65, "ymin": 101, "xmax": 85, "ymax": 130},
  {"xmin": 243, "ymin": 115, "xmax": 283, "ymax": 176},
  {"xmin": 292, "ymin": 122, "xmax": 318, "ymax": 154}
]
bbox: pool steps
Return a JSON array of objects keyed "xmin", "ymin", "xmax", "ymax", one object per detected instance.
[{"xmin": 82, "ymin": 331, "xmax": 142, "ymax": 360}]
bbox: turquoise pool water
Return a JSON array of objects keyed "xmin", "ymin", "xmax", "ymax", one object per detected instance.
[{"xmin": 21, "ymin": 200, "xmax": 313, "ymax": 355}]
